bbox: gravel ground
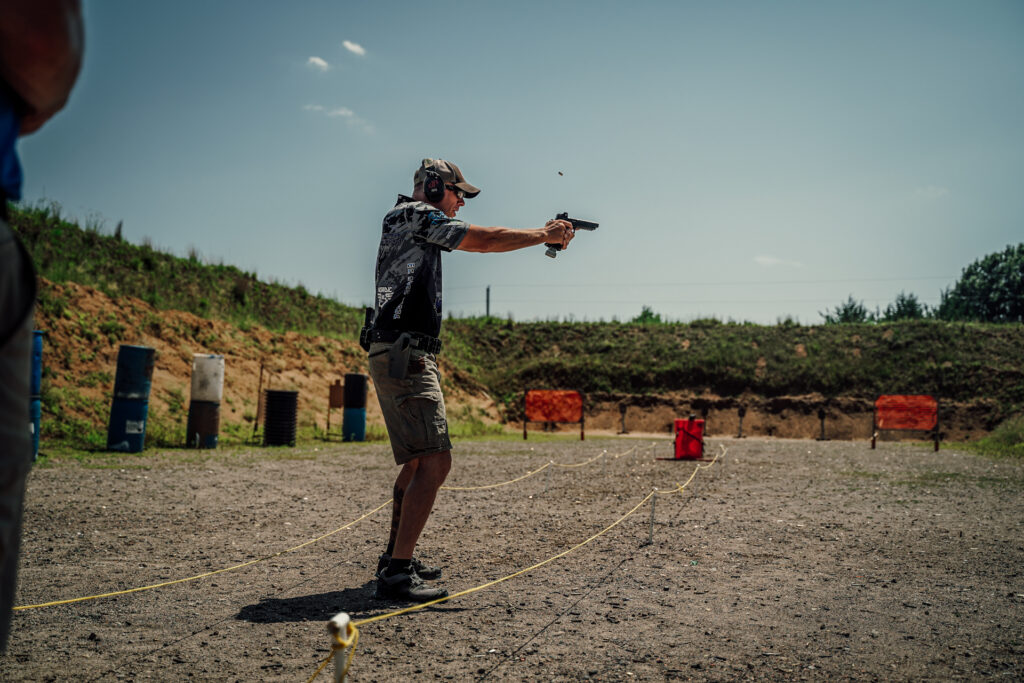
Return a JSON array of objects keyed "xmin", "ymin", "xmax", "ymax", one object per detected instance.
[{"xmin": 3, "ymin": 436, "xmax": 1023, "ymax": 681}]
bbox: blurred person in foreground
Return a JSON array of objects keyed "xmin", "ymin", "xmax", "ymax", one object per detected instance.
[
  {"xmin": 366, "ymin": 158, "xmax": 574, "ymax": 602},
  {"xmin": 0, "ymin": 0, "xmax": 83, "ymax": 652}
]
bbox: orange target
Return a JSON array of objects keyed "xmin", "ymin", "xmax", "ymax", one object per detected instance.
[{"xmin": 523, "ymin": 390, "xmax": 585, "ymax": 440}]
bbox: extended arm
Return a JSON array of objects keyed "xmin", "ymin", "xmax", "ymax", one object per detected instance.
[
  {"xmin": 457, "ymin": 219, "xmax": 573, "ymax": 254},
  {"xmin": 0, "ymin": 0, "xmax": 84, "ymax": 135}
]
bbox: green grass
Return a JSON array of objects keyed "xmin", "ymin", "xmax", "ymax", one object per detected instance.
[
  {"xmin": 11, "ymin": 201, "xmax": 365, "ymax": 338},
  {"xmin": 959, "ymin": 414, "xmax": 1024, "ymax": 459},
  {"xmin": 444, "ymin": 317, "xmax": 1024, "ymax": 421}
]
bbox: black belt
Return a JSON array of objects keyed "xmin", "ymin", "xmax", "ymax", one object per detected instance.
[{"xmin": 369, "ymin": 329, "xmax": 442, "ymax": 354}]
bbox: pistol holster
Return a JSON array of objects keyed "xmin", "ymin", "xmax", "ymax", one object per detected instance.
[
  {"xmin": 387, "ymin": 333, "xmax": 413, "ymax": 380},
  {"xmin": 359, "ymin": 307, "xmax": 375, "ymax": 352}
]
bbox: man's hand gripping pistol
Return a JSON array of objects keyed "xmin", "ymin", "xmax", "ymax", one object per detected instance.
[{"xmin": 545, "ymin": 212, "xmax": 599, "ymax": 258}]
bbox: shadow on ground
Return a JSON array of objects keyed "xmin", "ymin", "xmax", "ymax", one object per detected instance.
[{"xmin": 236, "ymin": 581, "xmax": 471, "ymax": 623}]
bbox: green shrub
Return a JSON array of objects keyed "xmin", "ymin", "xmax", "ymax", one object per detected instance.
[{"xmin": 964, "ymin": 415, "xmax": 1024, "ymax": 458}]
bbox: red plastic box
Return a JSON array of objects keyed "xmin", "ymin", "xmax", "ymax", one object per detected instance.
[{"xmin": 674, "ymin": 418, "xmax": 705, "ymax": 459}]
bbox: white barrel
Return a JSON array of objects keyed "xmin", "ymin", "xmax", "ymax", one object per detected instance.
[{"xmin": 190, "ymin": 354, "xmax": 225, "ymax": 403}]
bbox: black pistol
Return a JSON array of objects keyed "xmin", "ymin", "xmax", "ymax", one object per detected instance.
[{"xmin": 546, "ymin": 212, "xmax": 598, "ymax": 258}]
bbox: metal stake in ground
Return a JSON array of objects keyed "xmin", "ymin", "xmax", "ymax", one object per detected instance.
[{"xmin": 646, "ymin": 491, "xmax": 657, "ymax": 546}]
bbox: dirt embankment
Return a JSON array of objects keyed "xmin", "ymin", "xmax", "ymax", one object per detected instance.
[
  {"xmin": 583, "ymin": 393, "xmax": 1002, "ymax": 443},
  {"xmin": 38, "ymin": 279, "xmax": 1001, "ymax": 446},
  {"xmin": 36, "ymin": 280, "xmax": 498, "ymax": 442}
]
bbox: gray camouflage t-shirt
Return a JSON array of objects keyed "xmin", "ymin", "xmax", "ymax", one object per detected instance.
[{"xmin": 373, "ymin": 195, "xmax": 469, "ymax": 338}]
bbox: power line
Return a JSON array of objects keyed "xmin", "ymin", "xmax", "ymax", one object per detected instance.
[
  {"xmin": 445, "ymin": 296, "xmax": 943, "ymax": 306},
  {"xmin": 445, "ymin": 275, "xmax": 955, "ymax": 291}
]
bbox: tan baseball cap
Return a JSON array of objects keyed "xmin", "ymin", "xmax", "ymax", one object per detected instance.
[{"xmin": 414, "ymin": 158, "xmax": 481, "ymax": 198}]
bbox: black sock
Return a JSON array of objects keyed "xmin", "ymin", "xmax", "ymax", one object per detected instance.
[
  {"xmin": 385, "ymin": 542, "xmax": 395, "ymax": 556},
  {"xmin": 385, "ymin": 558, "xmax": 412, "ymax": 576}
]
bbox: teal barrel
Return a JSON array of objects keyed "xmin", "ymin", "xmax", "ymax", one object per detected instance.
[
  {"xmin": 30, "ymin": 330, "xmax": 43, "ymax": 459},
  {"xmin": 263, "ymin": 390, "xmax": 298, "ymax": 446},
  {"xmin": 342, "ymin": 373, "xmax": 368, "ymax": 442},
  {"xmin": 186, "ymin": 400, "xmax": 220, "ymax": 448},
  {"xmin": 106, "ymin": 345, "xmax": 156, "ymax": 453}
]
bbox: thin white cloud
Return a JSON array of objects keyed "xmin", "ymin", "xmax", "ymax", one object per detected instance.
[
  {"xmin": 913, "ymin": 185, "xmax": 949, "ymax": 201},
  {"xmin": 754, "ymin": 254, "xmax": 803, "ymax": 268},
  {"xmin": 342, "ymin": 40, "xmax": 366, "ymax": 57},
  {"xmin": 303, "ymin": 103, "xmax": 373, "ymax": 134},
  {"xmin": 307, "ymin": 56, "xmax": 330, "ymax": 71}
]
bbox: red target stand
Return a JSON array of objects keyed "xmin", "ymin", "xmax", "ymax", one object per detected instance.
[{"xmin": 658, "ymin": 415, "xmax": 707, "ymax": 461}]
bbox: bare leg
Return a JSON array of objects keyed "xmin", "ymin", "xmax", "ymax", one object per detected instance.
[
  {"xmin": 391, "ymin": 450, "xmax": 451, "ymax": 560},
  {"xmin": 386, "ymin": 460, "xmax": 417, "ymax": 554}
]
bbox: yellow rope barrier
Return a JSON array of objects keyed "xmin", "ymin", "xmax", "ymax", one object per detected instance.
[
  {"xmin": 550, "ymin": 452, "xmax": 602, "ymax": 468},
  {"xmin": 306, "ymin": 444, "xmax": 727, "ymax": 682},
  {"xmin": 614, "ymin": 443, "xmax": 645, "ymax": 459},
  {"xmin": 352, "ymin": 446, "xmax": 725, "ymax": 629},
  {"xmin": 14, "ymin": 499, "xmax": 393, "ymax": 611},
  {"xmin": 15, "ymin": 442, "xmax": 645, "ymax": 611},
  {"xmin": 354, "ymin": 488, "xmax": 660, "ymax": 628},
  {"xmin": 672, "ymin": 445, "xmax": 723, "ymax": 495},
  {"xmin": 440, "ymin": 461, "xmax": 552, "ymax": 491}
]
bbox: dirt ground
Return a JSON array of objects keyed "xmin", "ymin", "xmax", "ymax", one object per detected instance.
[{"xmin": 4, "ymin": 435, "xmax": 1023, "ymax": 681}]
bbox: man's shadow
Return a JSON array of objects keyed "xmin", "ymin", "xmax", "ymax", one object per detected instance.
[{"xmin": 236, "ymin": 580, "xmax": 468, "ymax": 624}]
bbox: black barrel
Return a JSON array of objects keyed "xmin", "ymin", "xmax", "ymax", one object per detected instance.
[
  {"xmin": 263, "ymin": 390, "xmax": 298, "ymax": 447},
  {"xmin": 186, "ymin": 400, "xmax": 220, "ymax": 449}
]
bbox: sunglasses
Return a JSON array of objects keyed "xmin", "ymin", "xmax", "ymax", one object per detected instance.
[{"xmin": 446, "ymin": 185, "xmax": 465, "ymax": 200}]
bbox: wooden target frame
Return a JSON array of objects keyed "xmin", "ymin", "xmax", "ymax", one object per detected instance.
[
  {"xmin": 872, "ymin": 394, "xmax": 940, "ymax": 451},
  {"xmin": 523, "ymin": 389, "xmax": 585, "ymax": 441}
]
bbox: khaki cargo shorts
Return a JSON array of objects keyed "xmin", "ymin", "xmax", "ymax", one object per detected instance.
[{"xmin": 368, "ymin": 342, "xmax": 452, "ymax": 465}]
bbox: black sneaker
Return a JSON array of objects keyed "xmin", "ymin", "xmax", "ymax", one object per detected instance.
[
  {"xmin": 374, "ymin": 571, "xmax": 449, "ymax": 603},
  {"xmin": 376, "ymin": 553, "xmax": 443, "ymax": 580}
]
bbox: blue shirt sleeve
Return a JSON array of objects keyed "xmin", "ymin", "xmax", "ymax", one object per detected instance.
[{"xmin": 0, "ymin": 87, "xmax": 23, "ymax": 201}]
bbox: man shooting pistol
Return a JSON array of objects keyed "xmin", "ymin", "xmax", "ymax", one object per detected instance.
[
  {"xmin": 545, "ymin": 212, "xmax": 598, "ymax": 258},
  {"xmin": 363, "ymin": 158, "xmax": 583, "ymax": 604}
]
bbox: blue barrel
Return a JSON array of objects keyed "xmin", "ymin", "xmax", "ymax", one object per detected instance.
[
  {"xmin": 30, "ymin": 331, "xmax": 44, "ymax": 460},
  {"xmin": 342, "ymin": 373, "xmax": 368, "ymax": 442},
  {"xmin": 107, "ymin": 345, "xmax": 156, "ymax": 452},
  {"xmin": 30, "ymin": 330, "xmax": 43, "ymax": 397}
]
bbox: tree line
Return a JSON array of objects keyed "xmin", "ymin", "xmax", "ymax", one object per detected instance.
[{"xmin": 821, "ymin": 244, "xmax": 1023, "ymax": 324}]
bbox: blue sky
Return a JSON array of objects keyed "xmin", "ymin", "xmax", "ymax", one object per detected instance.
[{"xmin": 17, "ymin": 0, "xmax": 1024, "ymax": 324}]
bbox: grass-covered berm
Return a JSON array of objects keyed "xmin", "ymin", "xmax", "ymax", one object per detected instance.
[{"xmin": 10, "ymin": 202, "xmax": 1024, "ymax": 452}]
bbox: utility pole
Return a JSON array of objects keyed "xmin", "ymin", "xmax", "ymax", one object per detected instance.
[{"xmin": 486, "ymin": 285, "xmax": 490, "ymax": 317}]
